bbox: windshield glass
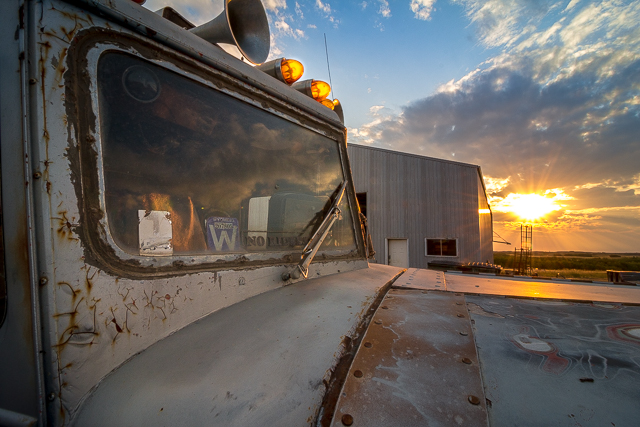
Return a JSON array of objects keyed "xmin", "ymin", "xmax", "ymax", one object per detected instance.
[{"xmin": 97, "ymin": 52, "xmax": 356, "ymax": 257}]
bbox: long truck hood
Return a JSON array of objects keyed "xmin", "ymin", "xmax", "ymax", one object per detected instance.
[{"xmin": 73, "ymin": 267, "xmax": 640, "ymax": 426}]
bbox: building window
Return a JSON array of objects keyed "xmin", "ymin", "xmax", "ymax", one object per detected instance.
[{"xmin": 425, "ymin": 238, "xmax": 457, "ymax": 257}]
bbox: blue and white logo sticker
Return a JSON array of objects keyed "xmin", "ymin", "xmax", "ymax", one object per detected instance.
[{"xmin": 206, "ymin": 217, "xmax": 239, "ymax": 252}]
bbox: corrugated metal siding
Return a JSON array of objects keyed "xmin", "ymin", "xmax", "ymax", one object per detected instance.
[
  {"xmin": 477, "ymin": 171, "xmax": 494, "ymax": 263},
  {"xmin": 348, "ymin": 144, "xmax": 492, "ymax": 268}
]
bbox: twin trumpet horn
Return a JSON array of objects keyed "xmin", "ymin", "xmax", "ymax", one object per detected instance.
[{"xmin": 190, "ymin": 0, "xmax": 270, "ymax": 64}]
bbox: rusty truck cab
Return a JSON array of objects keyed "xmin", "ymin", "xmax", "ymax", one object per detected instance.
[{"xmin": 0, "ymin": 0, "xmax": 399, "ymax": 425}]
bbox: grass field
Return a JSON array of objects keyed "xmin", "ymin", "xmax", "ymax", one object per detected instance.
[
  {"xmin": 533, "ymin": 269, "xmax": 609, "ymax": 281},
  {"xmin": 494, "ymin": 252, "xmax": 640, "ymax": 282}
]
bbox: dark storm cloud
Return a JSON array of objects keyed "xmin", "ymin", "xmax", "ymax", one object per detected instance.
[{"xmin": 362, "ymin": 55, "xmax": 640, "ymax": 190}]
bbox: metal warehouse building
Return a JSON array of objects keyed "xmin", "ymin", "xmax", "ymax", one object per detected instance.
[{"xmin": 348, "ymin": 144, "xmax": 493, "ymax": 268}]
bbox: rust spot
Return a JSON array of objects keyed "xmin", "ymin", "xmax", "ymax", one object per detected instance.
[
  {"xmin": 85, "ymin": 268, "xmax": 97, "ymax": 293},
  {"xmin": 165, "ymin": 294, "xmax": 171, "ymax": 300},
  {"xmin": 341, "ymin": 414, "xmax": 354, "ymax": 426},
  {"xmin": 112, "ymin": 317, "xmax": 123, "ymax": 333}
]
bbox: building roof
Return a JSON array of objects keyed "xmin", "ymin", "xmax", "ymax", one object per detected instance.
[{"xmin": 347, "ymin": 143, "xmax": 481, "ymax": 170}]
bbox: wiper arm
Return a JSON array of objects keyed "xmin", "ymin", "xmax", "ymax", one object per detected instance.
[{"xmin": 282, "ymin": 181, "xmax": 348, "ymax": 281}]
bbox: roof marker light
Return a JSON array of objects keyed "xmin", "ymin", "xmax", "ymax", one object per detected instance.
[
  {"xmin": 291, "ymin": 79, "xmax": 331, "ymax": 101},
  {"xmin": 280, "ymin": 59, "xmax": 304, "ymax": 84},
  {"xmin": 332, "ymin": 99, "xmax": 344, "ymax": 123},
  {"xmin": 320, "ymin": 99, "xmax": 335, "ymax": 110},
  {"xmin": 256, "ymin": 58, "xmax": 304, "ymax": 84}
]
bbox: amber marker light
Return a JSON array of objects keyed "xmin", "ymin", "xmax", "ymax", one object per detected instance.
[
  {"xmin": 280, "ymin": 59, "xmax": 304, "ymax": 84},
  {"xmin": 311, "ymin": 80, "xmax": 331, "ymax": 101},
  {"xmin": 292, "ymin": 79, "xmax": 331, "ymax": 101},
  {"xmin": 332, "ymin": 99, "xmax": 344, "ymax": 123},
  {"xmin": 256, "ymin": 58, "xmax": 304, "ymax": 85},
  {"xmin": 320, "ymin": 99, "xmax": 335, "ymax": 110}
]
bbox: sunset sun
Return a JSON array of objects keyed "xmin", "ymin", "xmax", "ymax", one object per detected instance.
[{"xmin": 493, "ymin": 193, "xmax": 564, "ymax": 221}]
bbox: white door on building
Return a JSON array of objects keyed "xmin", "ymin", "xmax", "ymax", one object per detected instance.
[{"xmin": 387, "ymin": 239, "xmax": 409, "ymax": 267}]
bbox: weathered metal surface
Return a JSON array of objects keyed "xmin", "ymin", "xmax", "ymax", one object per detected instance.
[
  {"xmin": 18, "ymin": 1, "xmax": 368, "ymax": 423},
  {"xmin": 468, "ymin": 295, "xmax": 640, "ymax": 426},
  {"xmin": 71, "ymin": 264, "xmax": 403, "ymax": 426},
  {"xmin": 0, "ymin": 0, "xmax": 44, "ymax": 421},
  {"xmin": 445, "ymin": 272, "xmax": 640, "ymax": 304},
  {"xmin": 331, "ymin": 290, "xmax": 488, "ymax": 427},
  {"xmin": 71, "ymin": 0, "xmax": 342, "ymax": 127},
  {"xmin": 393, "ymin": 267, "xmax": 446, "ymax": 290},
  {"xmin": 348, "ymin": 144, "xmax": 493, "ymax": 268}
]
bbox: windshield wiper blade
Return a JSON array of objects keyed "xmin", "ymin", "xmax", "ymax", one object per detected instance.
[{"xmin": 282, "ymin": 181, "xmax": 348, "ymax": 281}]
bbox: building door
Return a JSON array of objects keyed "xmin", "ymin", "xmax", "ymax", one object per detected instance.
[{"xmin": 387, "ymin": 239, "xmax": 409, "ymax": 267}]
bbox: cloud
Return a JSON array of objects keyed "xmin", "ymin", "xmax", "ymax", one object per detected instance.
[
  {"xmin": 453, "ymin": 0, "xmax": 552, "ymax": 48},
  {"xmin": 261, "ymin": 1, "xmax": 308, "ymax": 60},
  {"xmin": 315, "ymin": 0, "xmax": 340, "ymax": 26},
  {"xmin": 361, "ymin": 1, "xmax": 368, "ymax": 10},
  {"xmin": 566, "ymin": 205, "xmax": 640, "ymax": 215},
  {"xmin": 378, "ymin": 0, "xmax": 391, "ymax": 18},
  {"xmin": 263, "ymin": 0, "xmax": 288, "ymax": 11},
  {"xmin": 483, "ymin": 175, "xmax": 511, "ymax": 194},
  {"xmin": 274, "ymin": 18, "xmax": 305, "ymax": 39},
  {"xmin": 369, "ymin": 105, "xmax": 385, "ymax": 115},
  {"xmin": 350, "ymin": 0, "xmax": 640, "ymax": 194},
  {"xmin": 316, "ymin": 0, "xmax": 331, "ymax": 14},
  {"xmin": 411, "ymin": 0, "xmax": 437, "ymax": 21},
  {"xmin": 574, "ymin": 174, "xmax": 640, "ymax": 196}
]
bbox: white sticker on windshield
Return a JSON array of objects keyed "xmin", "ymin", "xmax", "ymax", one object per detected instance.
[{"xmin": 138, "ymin": 210, "xmax": 173, "ymax": 256}]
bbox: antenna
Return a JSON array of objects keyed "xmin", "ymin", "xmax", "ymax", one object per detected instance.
[{"xmin": 324, "ymin": 33, "xmax": 334, "ymax": 99}]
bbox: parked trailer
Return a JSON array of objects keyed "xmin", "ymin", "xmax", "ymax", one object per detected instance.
[{"xmin": 2, "ymin": 1, "xmax": 640, "ymax": 426}]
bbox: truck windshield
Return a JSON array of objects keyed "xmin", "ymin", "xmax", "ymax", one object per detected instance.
[{"xmin": 97, "ymin": 52, "xmax": 356, "ymax": 257}]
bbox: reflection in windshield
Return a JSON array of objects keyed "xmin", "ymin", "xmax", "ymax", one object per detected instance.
[{"xmin": 97, "ymin": 52, "xmax": 356, "ymax": 256}]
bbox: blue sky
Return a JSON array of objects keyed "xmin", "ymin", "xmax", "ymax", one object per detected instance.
[{"xmin": 145, "ymin": 0, "xmax": 640, "ymax": 253}]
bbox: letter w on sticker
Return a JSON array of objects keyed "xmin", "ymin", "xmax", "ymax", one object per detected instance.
[{"xmin": 206, "ymin": 217, "xmax": 240, "ymax": 252}]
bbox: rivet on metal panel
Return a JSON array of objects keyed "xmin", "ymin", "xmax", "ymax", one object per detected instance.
[
  {"xmin": 29, "ymin": 78, "xmax": 37, "ymax": 85},
  {"xmin": 353, "ymin": 370, "xmax": 363, "ymax": 378},
  {"xmin": 341, "ymin": 414, "xmax": 354, "ymax": 426},
  {"xmin": 468, "ymin": 395, "xmax": 481, "ymax": 405},
  {"xmin": 48, "ymin": 393, "xmax": 55, "ymax": 401},
  {"xmin": 422, "ymin": 291, "xmax": 428, "ymax": 294},
  {"xmin": 33, "ymin": 171, "xmax": 42, "ymax": 179},
  {"xmin": 381, "ymin": 306, "xmax": 389, "ymax": 310},
  {"xmin": 457, "ymin": 314, "xmax": 465, "ymax": 318},
  {"xmin": 364, "ymin": 342, "xmax": 372, "ymax": 348},
  {"xmin": 39, "ymin": 277, "xmax": 48, "ymax": 286},
  {"xmin": 456, "ymin": 302, "xmax": 463, "ymax": 305},
  {"xmin": 459, "ymin": 331, "xmax": 468, "ymax": 336},
  {"xmin": 462, "ymin": 357, "xmax": 472, "ymax": 364},
  {"xmin": 387, "ymin": 296, "xmax": 393, "ymax": 299},
  {"xmin": 374, "ymin": 320, "xmax": 382, "ymax": 325}
]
